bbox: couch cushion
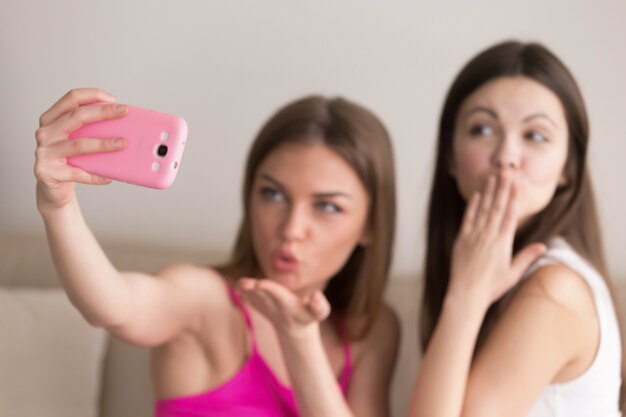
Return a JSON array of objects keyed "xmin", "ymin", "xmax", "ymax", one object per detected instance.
[
  {"xmin": 0, "ymin": 287, "xmax": 107, "ymax": 417},
  {"xmin": 100, "ymin": 337, "xmax": 154, "ymax": 417}
]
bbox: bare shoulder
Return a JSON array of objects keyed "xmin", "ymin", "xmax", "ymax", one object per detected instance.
[
  {"xmin": 357, "ymin": 302, "xmax": 401, "ymax": 356},
  {"xmin": 516, "ymin": 263, "xmax": 596, "ymax": 318},
  {"xmin": 156, "ymin": 263, "xmax": 224, "ymax": 285},
  {"xmin": 372, "ymin": 302, "xmax": 401, "ymax": 342},
  {"xmin": 470, "ymin": 263, "xmax": 601, "ymax": 393},
  {"xmin": 344, "ymin": 300, "xmax": 400, "ymax": 402},
  {"xmin": 154, "ymin": 263, "xmax": 233, "ymax": 314}
]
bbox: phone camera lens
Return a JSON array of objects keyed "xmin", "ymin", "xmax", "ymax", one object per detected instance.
[{"xmin": 157, "ymin": 144, "xmax": 168, "ymax": 157}]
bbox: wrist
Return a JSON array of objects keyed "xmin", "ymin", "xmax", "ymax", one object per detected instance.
[
  {"xmin": 36, "ymin": 186, "xmax": 76, "ymax": 218},
  {"xmin": 277, "ymin": 321, "xmax": 321, "ymax": 348},
  {"xmin": 38, "ymin": 197, "xmax": 83, "ymax": 234},
  {"xmin": 36, "ymin": 182, "xmax": 76, "ymax": 214},
  {"xmin": 443, "ymin": 288, "xmax": 491, "ymax": 318}
]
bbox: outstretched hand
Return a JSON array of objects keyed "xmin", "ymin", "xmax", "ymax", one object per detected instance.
[
  {"xmin": 34, "ymin": 88, "xmax": 128, "ymax": 211},
  {"xmin": 237, "ymin": 278, "xmax": 331, "ymax": 338},
  {"xmin": 449, "ymin": 174, "xmax": 546, "ymax": 308}
]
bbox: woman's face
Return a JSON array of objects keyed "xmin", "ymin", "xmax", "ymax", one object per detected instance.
[
  {"xmin": 249, "ymin": 142, "xmax": 369, "ymax": 295},
  {"xmin": 451, "ymin": 76, "xmax": 569, "ymax": 225}
]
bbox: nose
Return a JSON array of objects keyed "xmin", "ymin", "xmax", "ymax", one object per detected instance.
[
  {"xmin": 281, "ymin": 203, "xmax": 309, "ymax": 242},
  {"xmin": 492, "ymin": 135, "xmax": 521, "ymax": 170}
]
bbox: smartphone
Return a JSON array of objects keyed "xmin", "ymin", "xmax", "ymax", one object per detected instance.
[{"xmin": 68, "ymin": 104, "xmax": 188, "ymax": 189}]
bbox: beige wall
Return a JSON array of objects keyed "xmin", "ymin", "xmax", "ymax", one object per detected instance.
[{"xmin": 1, "ymin": 0, "xmax": 625, "ymax": 280}]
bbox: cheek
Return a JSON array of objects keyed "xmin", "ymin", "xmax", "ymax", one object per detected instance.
[
  {"xmin": 313, "ymin": 217, "xmax": 367, "ymax": 272},
  {"xmin": 537, "ymin": 146, "xmax": 567, "ymax": 179},
  {"xmin": 313, "ymin": 228, "xmax": 360, "ymax": 278},
  {"xmin": 453, "ymin": 146, "xmax": 492, "ymax": 197},
  {"xmin": 322, "ymin": 226, "xmax": 359, "ymax": 254},
  {"xmin": 249, "ymin": 203, "xmax": 279, "ymax": 250},
  {"xmin": 456, "ymin": 149, "xmax": 489, "ymax": 174},
  {"xmin": 525, "ymin": 156, "xmax": 567, "ymax": 201}
]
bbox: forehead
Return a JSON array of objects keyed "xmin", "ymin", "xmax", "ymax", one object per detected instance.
[
  {"xmin": 458, "ymin": 76, "xmax": 566, "ymax": 124},
  {"xmin": 255, "ymin": 142, "xmax": 366, "ymax": 194}
]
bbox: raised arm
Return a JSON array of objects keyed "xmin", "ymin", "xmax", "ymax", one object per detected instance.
[
  {"xmin": 409, "ymin": 174, "xmax": 546, "ymax": 417},
  {"xmin": 34, "ymin": 88, "xmax": 209, "ymax": 346}
]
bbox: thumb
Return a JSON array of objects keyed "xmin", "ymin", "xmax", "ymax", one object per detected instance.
[
  {"xmin": 510, "ymin": 243, "xmax": 547, "ymax": 281},
  {"xmin": 306, "ymin": 290, "xmax": 331, "ymax": 322}
]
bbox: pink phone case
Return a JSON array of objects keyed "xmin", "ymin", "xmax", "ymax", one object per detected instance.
[{"xmin": 68, "ymin": 104, "xmax": 188, "ymax": 189}]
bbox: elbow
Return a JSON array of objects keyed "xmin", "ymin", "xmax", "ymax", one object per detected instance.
[{"xmin": 83, "ymin": 313, "xmax": 112, "ymax": 328}]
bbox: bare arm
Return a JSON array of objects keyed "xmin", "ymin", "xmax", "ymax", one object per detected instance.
[
  {"xmin": 461, "ymin": 265, "xmax": 598, "ymax": 416},
  {"xmin": 279, "ymin": 324, "xmax": 356, "ymax": 417},
  {"xmin": 409, "ymin": 174, "xmax": 546, "ymax": 417},
  {"xmin": 35, "ymin": 88, "xmax": 210, "ymax": 346},
  {"xmin": 411, "ymin": 266, "xmax": 595, "ymax": 417}
]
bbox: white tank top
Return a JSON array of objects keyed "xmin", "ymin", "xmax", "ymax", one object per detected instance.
[{"xmin": 524, "ymin": 237, "xmax": 622, "ymax": 417}]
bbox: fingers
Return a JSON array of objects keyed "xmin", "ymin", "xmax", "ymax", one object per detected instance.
[
  {"xmin": 237, "ymin": 278, "xmax": 295, "ymax": 313},
  {"xmin": 485, "ymin": 174, "xmax": 513, "ymax": 237},
  {"xmin": 238, "ymin": 278, "xmax": 283, "ymax": 313},
  {"xmin": 500, "ymin": 181, "xmax": 518, "ymax": 233},
  {"xmin": 461, "ymin": 192, "xmax": 481, "ymax": 235},
  {"xmin": 36, "ymin": 103, "xmax": 129, "ymax": 147},
  {"xmin": 62, "ymin": 137, "xmax": 126, "ymax": 158},
  {"xmin": 34, "ymin": 136, "xmax": 125, "ymax": 187},
  {"xmin": 306, "ymin": 290, "xmax": 331, "ymax": 321},
  {"xmin": 255, "ymin": 279, "xmax": 299, "ymax": 309},
  {"xmin": 236, "ymin": 277, "xmax": 257, "ymax": 292},
  {"xmin": 464, "ymin": 174, "xmax": 516, "ymax": 238},
  {"xmin": 474, "ymin": 175, "xmax": 496, "ymax": 230},
  {"xmin": 39, "ymin": 88, "xmax": 116, "ymax": 127},
  {"xmin": 236, "ymin": 278, "xmax": 328, "ymax": 325},
  {"xmin": 34, "ymin": 162, "xmax": 112, "ymax": 187},
  {"xmin": 63, "ymin": 168, "xmax": 114, "ymax": 186},
  {"xmin": 34, "ymin": 94, "xmax": 128, "ymax": 188}
]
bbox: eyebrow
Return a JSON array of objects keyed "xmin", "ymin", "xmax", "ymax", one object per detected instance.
[
  {"xmin": 523, "ymin": 113, "xmax": 559, "ymax": 128},
  {"xmin": 463, "ymin": 107, "xmax": 559, "ymax": 129},
  {"xmin": 463, "ymin": 106, "xmax": 499, "ymax": 120},
  {"xmin": 258, "ymin": 173, "xmax": 352, "ymax": 199}
]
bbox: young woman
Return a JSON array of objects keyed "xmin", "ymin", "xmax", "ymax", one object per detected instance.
[
  {"xmin": 34, "ymin": 89, "xmax": 399, "ymax": 417},
  {"xmin": 411, "ymin": 41, "xmax": 623, "ymax": 417}
]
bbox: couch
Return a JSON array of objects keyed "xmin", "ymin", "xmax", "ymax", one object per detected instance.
[{"xmin": 0, "ymin": 232, "xmax": 420, "ymax": 417}]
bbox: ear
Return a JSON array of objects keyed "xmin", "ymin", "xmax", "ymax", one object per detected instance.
[{"xmin": 558, "ymin": 171, "xmax": 568, "ymax": 187}]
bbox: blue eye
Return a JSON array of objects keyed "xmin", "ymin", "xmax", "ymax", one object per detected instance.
[
  {"xmin": 525, "ymin": 131, "xmax": 548, "ymax": 143},
  {"xmin": 315, "ymin": 201, "xmax": 342, "ymax": 214},
  {"xmin": 469, "ymin": 124, "xmax": 494, "ymax": 137},
  {"xmin": 260, "ymin": 187, "xmax": 285, "ymax": 202}
]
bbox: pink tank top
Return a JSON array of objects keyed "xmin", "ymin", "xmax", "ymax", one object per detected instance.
[{"xmin": 155, "ymin": 285, "xmax": 353, "ymax": 417}]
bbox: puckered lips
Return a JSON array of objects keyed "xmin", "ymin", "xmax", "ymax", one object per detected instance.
[{"xmin": 272, "ymin": 246, "xmax": 299, "ymax": 274}]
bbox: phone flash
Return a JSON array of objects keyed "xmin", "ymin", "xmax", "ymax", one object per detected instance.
[
  {"xmin": 160, "ymin": 131, "xmax": 170, "ymax": 141},
  {"xmin": 152, "ymin": 162, "xmax": 161, "ymax": 172}
]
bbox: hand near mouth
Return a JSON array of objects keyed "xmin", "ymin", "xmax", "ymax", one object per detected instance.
[
  {"xmin": 237, "ymin": 278, "xmax": 331, "ymax": 338},
  {"xmin": 449, "ymin": 173, "xmax": 546, "ymax": 308}
]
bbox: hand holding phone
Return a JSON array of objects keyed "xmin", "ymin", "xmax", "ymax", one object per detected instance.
[{"xmin": 68, "ymin": 104, "xmax": 188, "ymax": 189}]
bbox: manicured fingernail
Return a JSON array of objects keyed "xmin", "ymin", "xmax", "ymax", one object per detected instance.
[
  {"xmin": 113, "ymin": 138, "xmax": 125, "ymax": 147},
  {"xmin": 114, "ymin": 104, "xmax": 127, "ymax": 113}
]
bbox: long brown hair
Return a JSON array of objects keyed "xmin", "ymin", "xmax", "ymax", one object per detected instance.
[
  {"xmin": 420, "ymin": 40, "xmax": 624, "ymax": 399},
  {"xmin": 219, "ymin": 95, "xmax": 396, "ymax": 341}
]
